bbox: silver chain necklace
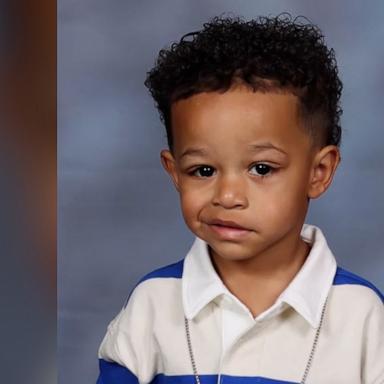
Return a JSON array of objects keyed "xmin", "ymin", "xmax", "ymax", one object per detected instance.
[{"xmin": 184, "ymin": 297, "xmax": 328, "ymax": 384}]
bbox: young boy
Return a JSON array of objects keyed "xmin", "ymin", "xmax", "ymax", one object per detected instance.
[{"xmin": 96, "ymin": 15, "xmax": 384, "ymax": 384}]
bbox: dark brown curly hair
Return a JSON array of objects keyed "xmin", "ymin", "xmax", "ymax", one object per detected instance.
[{"xmin": 144, "ymin": 14, "xmax": 343, "ymax": 152}]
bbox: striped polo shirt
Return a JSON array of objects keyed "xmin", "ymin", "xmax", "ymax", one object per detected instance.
[{"xmin": 96, "ymin": 224, "xmax": 384, "ymax": 384}]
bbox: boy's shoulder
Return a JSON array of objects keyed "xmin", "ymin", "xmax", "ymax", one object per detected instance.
[
  {"xmin": 123, "ymin": 258, "xmax": 185, "ymax": 308},
  {"xmin": 137, "ymin": 258, "xmax": 185, "ymax": 284},
  {"xmin": 126, "ymin": 259, "xmax": 384, "ymax": 303},
  {"xmin": 332, "ymin": 266, "xmax": 383, "ymax": 304},
  {"xmin": 122, "ymin": 255, "xmax": 384, "ymax": 318}
]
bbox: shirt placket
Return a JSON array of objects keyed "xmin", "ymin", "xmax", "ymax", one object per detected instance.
[{"xmin": 216, "ymin": 296, "xmax": 261, "ymax": 384}]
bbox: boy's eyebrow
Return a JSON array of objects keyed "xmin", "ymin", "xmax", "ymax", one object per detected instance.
[
  {"xmin": 180, "ymin": 148, "xmax": 208, "ymax": 159},
  {"xmin": 247, "ymin": 142, "xmax": 288, "ymax": 156},
  {"xmin": 180, "ymin": 143, "xmax": 287, "ymax": 159}
]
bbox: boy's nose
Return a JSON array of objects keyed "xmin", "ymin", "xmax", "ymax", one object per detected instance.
[{"xmin": 211, "ymin": 174, "xmax": 248, "ymax": 209}]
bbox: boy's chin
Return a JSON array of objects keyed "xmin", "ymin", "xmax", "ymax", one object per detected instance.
[{"xmin": 206, "ymin": 240, "xmax": 264, "ymax": 262}]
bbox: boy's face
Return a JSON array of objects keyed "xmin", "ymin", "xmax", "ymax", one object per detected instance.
[{"xmin": 161, "ymin": 87, "xmax": 339, "ymax": 263}]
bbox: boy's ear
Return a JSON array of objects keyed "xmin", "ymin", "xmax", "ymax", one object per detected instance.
[
  {"xmin": 160, "ymin": 149, "xmax": 180, "ymax": 191},
  {"xmin": 308, "ymin": 145, "xmax": 340, "ymax": 199}
]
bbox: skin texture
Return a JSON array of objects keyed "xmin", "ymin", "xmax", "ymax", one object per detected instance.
[{"xmin": 161, "ymin": 85, "xmax": 340, "ymax": 316}]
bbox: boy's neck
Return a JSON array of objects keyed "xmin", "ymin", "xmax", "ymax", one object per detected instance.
[{"xmin": 208, "ymin": 233, "xmax": 310, "ymax": 315}]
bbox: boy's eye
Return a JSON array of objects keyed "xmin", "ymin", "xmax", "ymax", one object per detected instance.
[
  {"xmin": 249, "ymin": 163, "xmax": 273, "ymax": 176},
  {"xmin": 191, "ymin": 165, "xmax": 215, "ymax": 177}
]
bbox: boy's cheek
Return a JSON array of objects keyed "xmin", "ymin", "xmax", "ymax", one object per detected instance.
[
  {"xmin": 180, "ymin": 194, "xmax": 203, "ymax": 215},
  {"xmin": 257, "ymin": 189, "xmax": 306, "ymax": 219}
]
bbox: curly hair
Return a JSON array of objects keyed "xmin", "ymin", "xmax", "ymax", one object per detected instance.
[{"xmin": 144, "ymin": 14, "xmax": 343, "ymax": 151}]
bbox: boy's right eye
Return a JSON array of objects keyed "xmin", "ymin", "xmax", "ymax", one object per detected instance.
[{"xmin": 191, "ymin": 165, "xmax": 215, "ymax": 177}]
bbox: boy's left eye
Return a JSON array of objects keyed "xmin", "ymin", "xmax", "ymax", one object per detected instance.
[{"xmin": 249, "ymin": 163, "xmax": 273, "ymax": 176}]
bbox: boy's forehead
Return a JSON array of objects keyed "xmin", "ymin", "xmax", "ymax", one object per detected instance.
[
  {"xmin": 171, "ymin": 88, "xmax": 301, "ymax": 127},
  {"xmin": 170, "ymin": 89, "xmax": 309, "ymax": 154}
]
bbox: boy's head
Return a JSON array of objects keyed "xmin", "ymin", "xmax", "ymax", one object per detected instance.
[
  {"xmin": 145, "ymin": 14, "xmax": 343, "ymax": 152},
  {"xmin": 145, "ymin": 15, "xmax": 342, "ymax": 263}
]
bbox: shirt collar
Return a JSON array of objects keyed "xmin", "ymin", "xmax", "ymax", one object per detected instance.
[
  {"xmin": 182, "ymin": 235, "xmax": 229, "ymax": 320},
  {"xmin": 182, "ymin": 224, "xmax": 337, "ymax": 329}
]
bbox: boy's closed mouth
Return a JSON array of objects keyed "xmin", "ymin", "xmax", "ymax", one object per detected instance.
[
  {"xmin": 207, "ymin": 219, "xmax": 252, "ymax": 238},
  {"xmin": 209, "ymin": 219, "xmax": 248, "ymax": 229}
]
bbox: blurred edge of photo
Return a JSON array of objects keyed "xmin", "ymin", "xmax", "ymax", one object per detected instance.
[{"xmin": 0, "ymin": 1, "xmax": 56, "ymax": 383}]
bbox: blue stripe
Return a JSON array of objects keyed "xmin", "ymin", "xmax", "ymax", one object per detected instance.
[
  {"xmin": 97, "ymin": 363, "xmax": 299, "ymax": 384},
  {"xmin": 333, "ymin": 267, "xmax": 384, "ymax": 302},
  {"xmin": 97, "ymin": 359, "xmax": 139, "ymax": 384},
  {"xmin": 151, "ymin": 374, "xmax": 217, "ymax": 384},
  {"xmin": 138, "ymin": 258, "xmax": 184, "ymax": 284},
  {"xmin": 124, "ymin": 258, "xmax": 184, "ymax": 308}
]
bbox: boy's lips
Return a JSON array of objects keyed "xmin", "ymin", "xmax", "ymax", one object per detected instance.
[
  {"xmin": 207, "ymin": 219, "xmax": 252, "ymax": 240},
  {"xmin": 209, "ymin": 218, "xmax": 248, "ymax": 229}
]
